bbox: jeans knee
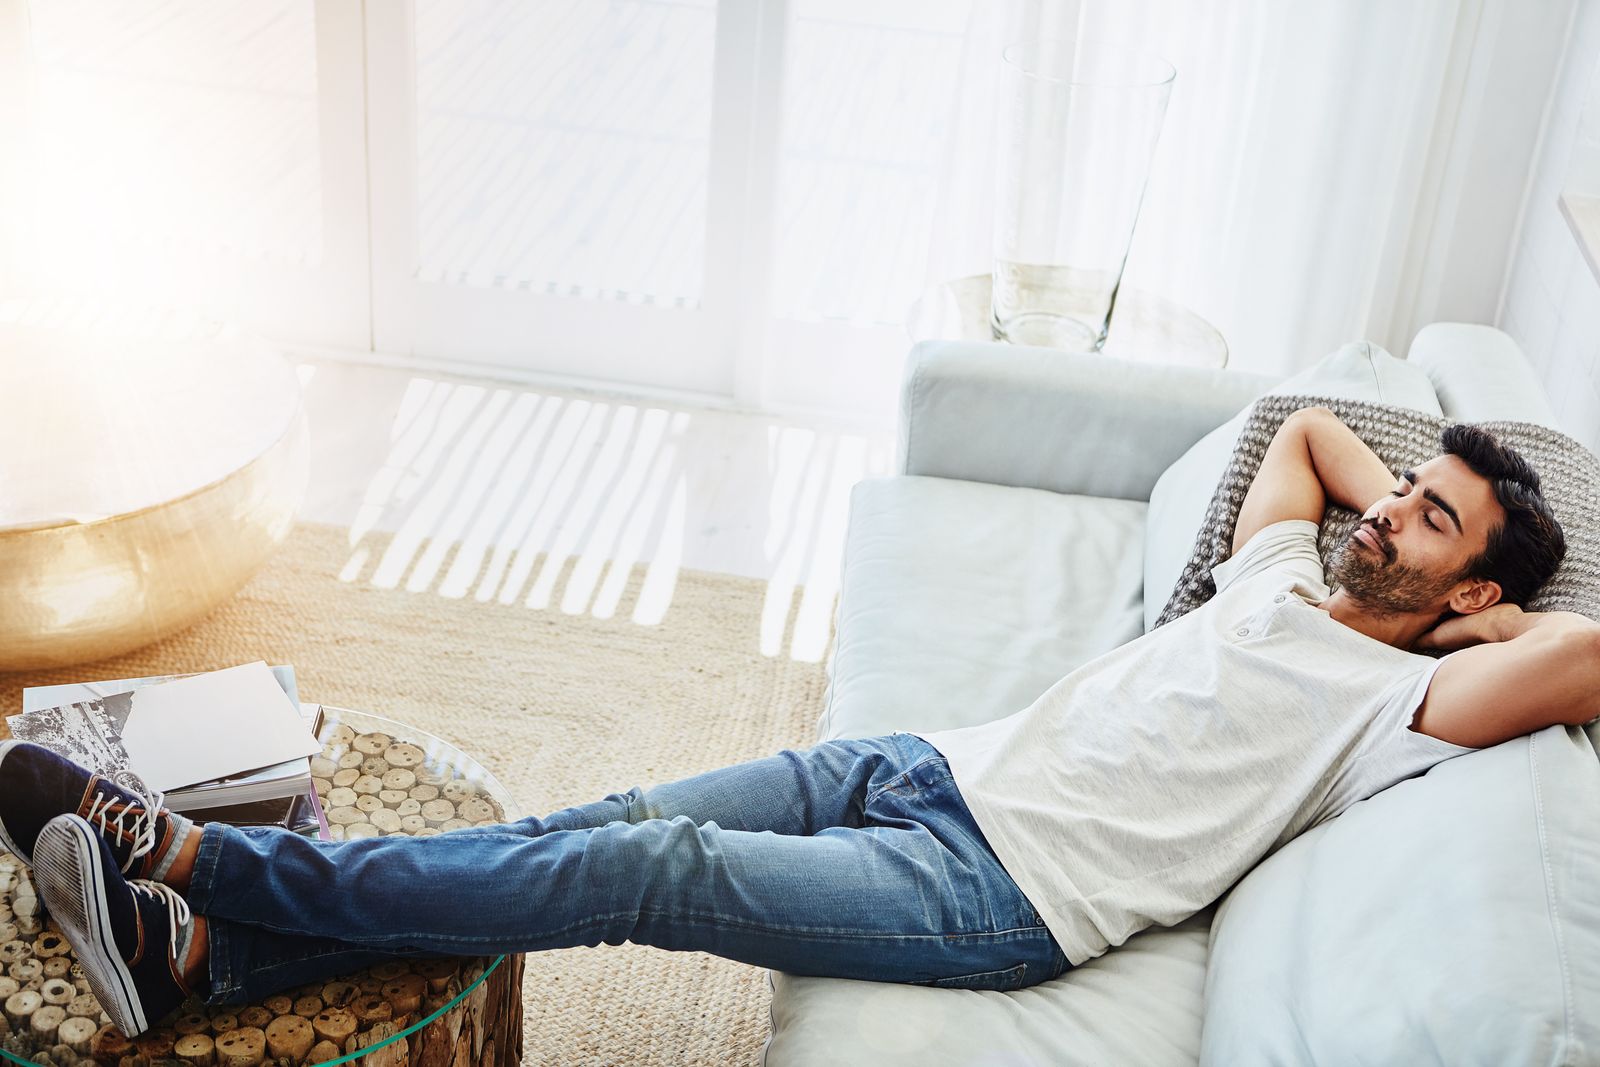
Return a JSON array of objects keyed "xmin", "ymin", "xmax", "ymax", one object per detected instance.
[
  {"xmin": 620, "ymin": 786, "xmax": 658, "ymax": 823},
  {"xmin": 609, "ymin": 815, "xmax": 715, "ymax": 887}
]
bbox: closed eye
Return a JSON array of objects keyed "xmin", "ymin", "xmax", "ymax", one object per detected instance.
[{"xmin": 1389, "ymin": 487, "xmax": 1440, "ymax": 530}]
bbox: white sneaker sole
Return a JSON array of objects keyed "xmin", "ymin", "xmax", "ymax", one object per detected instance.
[{"xmin": 36, "ymin": 815, "xmax": 147, "ymax": 1037}]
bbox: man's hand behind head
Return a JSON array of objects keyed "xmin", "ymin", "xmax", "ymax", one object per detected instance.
[{"xmin": 1412, "ymin": 603, "xmax": 1526, "ymax": 653}]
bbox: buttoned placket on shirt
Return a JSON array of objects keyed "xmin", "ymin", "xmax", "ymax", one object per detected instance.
[{"xmin": 1233, "ymin": 590, "xmax": 1297, "ymax": 640}]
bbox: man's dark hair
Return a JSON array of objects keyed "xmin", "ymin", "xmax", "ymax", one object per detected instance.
[{"xmin": 1440, "ymin": 424, "xmax": 1566, "ymax": 607}]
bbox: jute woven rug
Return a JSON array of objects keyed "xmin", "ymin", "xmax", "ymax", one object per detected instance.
[{"xmin": 0, "ymin": 522, "xmax": 835, "ymax": 1066}]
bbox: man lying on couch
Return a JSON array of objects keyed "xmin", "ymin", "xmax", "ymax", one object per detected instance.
[{"xmin": 2, "ymin": 409, "xmax": 1597, "ymax": 1039}]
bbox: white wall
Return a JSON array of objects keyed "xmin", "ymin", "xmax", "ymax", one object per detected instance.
[{"xmin": 1500, "ymin": 0, "xmax": 1600, "ymax": 454}]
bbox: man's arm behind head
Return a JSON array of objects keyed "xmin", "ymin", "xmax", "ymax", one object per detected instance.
[{"xmin": 1231, "ymin": 407, "xmax": 1394, "ymax": 556}]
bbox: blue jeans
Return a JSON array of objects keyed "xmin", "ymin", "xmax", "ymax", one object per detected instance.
[{"xmin": 187, "ymin": 733, "xmax": 1070, "ymax": 1004}]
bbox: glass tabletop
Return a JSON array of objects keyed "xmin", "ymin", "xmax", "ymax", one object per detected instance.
[{"xmin": 0, "ymin": 707, "xmax": 523, "ymax": 1067}]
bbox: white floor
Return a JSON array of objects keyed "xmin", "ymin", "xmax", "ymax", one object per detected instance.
[{"xmin": 293, "ymin": 354, "xmax": 897, "ymax": 662}]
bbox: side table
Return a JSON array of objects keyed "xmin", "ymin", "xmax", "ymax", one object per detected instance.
[
  {"xmin": 908, "ymin": 273, "xmax": 1228, "ymax": 369},
  {"xmin": 0, "ymin": 708, "xmax": 525, "ymax": 1067},
  {"xmin": 0, "ymin": 320, "xmax": 309, "ymax": 672}
]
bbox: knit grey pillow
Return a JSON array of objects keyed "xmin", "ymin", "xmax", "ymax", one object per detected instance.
[{"xmin": 1152, "ymin": 394, "xmax": 1600, "ymax": 633}]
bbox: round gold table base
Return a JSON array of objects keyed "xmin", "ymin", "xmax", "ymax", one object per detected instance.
[{"xmin": 0, "ymin": 413, "xmax": 309, "ymax": 672}]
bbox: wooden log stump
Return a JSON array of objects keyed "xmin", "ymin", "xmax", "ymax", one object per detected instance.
[
  {"xmin": 172, "ymin": 1012, "xmax": 211, "ymax": 1036},
  {"xmin": 380, "ymin": 976, "xmax": 425, "ymax": 1016},
  {"xmin": 66, "ymin": 995, "xmax": 101, "ymax": 1021},
  {"xmin": 9, "ymin": 957, "xmax": 43, "ymax": 984},
  {"xmin": 305, "ymin": 1041, "xmax": 340, "ymax": 1065},
  {"xmin": 88, "ymin": 1023, "xmax": 131, "ymax": 1062},
  {"xmin": 309, "ymin": 1009, "xmax": 355, "ymax": 1049},
  {"xmin": 40, "ymin": 980, "xmax": 75, "ymax": 1006},
  {"xmin": 215, "ymin": 1026, "xmax": 266, "ymax": 1067},
  {"xmin": 174, "ymin": 1032, "xmax": 216, "ymax": 1067},
  {"xmin": 350, "ymin": 995, "xmax": 392, "ymax": 1026},
  {"xmin": 131, "ymin": 1026, "xmax": 176, "ymax": 1060},
  {"xmin": 6, "ymin": 988, "xmax": 43, "ymax": 1029},
  {"xmin": 235, "ymin": 1006, "xmax": 272, "ymax": 1031},
  {"xmin": 317, "ymin": 983, "xmax": 357, "ymax": 1010},
  {"xmin": 57, "ymin": 1016, "xmax": 96, "ymax": 1056},
  {"xmin": 348, "ymin": 1020, "xmax": 409, "ymax": 1067},
  {"xmin": 29, "ymin": 1003, "xmax": 66, "ymax": 1045},
  {"xmin": 263, "ymin": 1014, "xmax": 313, "ymax": 1062}
]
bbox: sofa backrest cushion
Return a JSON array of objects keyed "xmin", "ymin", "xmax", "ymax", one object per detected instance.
[
  {"xmin": 1142, "ymin": 340, "xmax": 1442, "ymax": 632},
  {"xmin": 1200, "ymin": 724, "xmax": 1600, "ymax": 1065}
]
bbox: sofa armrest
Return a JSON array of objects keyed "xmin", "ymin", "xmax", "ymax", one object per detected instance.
[
  {"xmin": 1404, "ymin": 322, "xmax": 1559, "ymax": 426},
  {"xmin": 896, "ymin": 340, "xmax": 1277, "ymax": 501}
]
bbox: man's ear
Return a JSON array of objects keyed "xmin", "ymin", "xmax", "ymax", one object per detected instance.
[{"xmin": 1448, "ymin": 575, "xmax": 1502, "ymax": 615}]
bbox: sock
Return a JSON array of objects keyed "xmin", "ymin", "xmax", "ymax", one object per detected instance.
[
  {"xmin": 148, "ymin": 813, "xmax": 196, "ymax": 885},
  {"xmin": 170, "ymin": 911, "xmax": 200, "ymax": 993}
]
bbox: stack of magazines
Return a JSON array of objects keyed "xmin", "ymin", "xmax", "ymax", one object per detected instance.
[{"xmin": 7, "ymin": 661, "xmax": 331, "ymax": 838}]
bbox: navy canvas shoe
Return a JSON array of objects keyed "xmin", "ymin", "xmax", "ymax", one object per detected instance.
[
  {"xmin": 34, "ymin": 813, "xmax": 202, "ymax": 1038},
  {"xmin": 0, "ymin": 740, "xmax": 193, "ymax": 881}
]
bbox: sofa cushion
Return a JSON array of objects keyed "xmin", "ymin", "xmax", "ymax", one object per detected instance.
[
  {"xmin": 1200, "ymin": 725, "xmax": 1600, "ymax": 1065},
  {"xmin": 770, "ymin": 480, "xmax": 1195, "ymax": 1066},
  {"xmin": 1142, "ymin": 340, "xmax": 1442, "ymax": 632},
  {"xmin": 766, "ymin": 904, "xmax": 1215, "ymax": 1066},
  {"xmin": 819, "ymin": 475, "xmax": 1145, "ymax": 741}
]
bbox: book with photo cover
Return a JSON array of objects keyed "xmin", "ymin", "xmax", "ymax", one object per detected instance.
[{"xmin": 7, "ymin": 690, "xmax": 135, "ymax": 778}]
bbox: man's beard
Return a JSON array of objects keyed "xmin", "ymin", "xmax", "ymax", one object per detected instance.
[{"xmin": 1326, "ymin": 523, "xmax": 1464, "ymax": 618}]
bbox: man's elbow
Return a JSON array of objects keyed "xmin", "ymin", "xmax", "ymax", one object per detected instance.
[{"xmin": 1276, "ymin": 406, "xmax": 1338, "ymax": 443}]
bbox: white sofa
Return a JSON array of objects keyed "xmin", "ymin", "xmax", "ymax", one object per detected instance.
[{"xmin": 762, "ymin": 324, "xmax": 1600, "ymax": 1065}]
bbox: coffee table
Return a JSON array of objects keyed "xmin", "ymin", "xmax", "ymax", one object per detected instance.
[
  {"xmin": 0, "ymin": 320, "xmax": 308, "ymax": 673},
  {"xmin": 0, "ymin": 708, "xmax": 526, "ymax": 1067}
]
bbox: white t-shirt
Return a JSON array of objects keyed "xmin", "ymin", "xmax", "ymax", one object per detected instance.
[{"xmin": 913, "ymin": 519, "xmax": 1477, "ymax": 967}]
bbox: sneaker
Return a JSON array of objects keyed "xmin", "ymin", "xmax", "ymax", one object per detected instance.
[
  {"xmin": 33, "ymin": 813, "xmax": 200, "ymax": 1038},
  {"xmin": 0, "ymin": 740, "xmax": 192, "ymax": 881}
]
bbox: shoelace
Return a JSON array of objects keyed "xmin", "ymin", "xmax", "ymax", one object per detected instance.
[
  {"xmin": 83, "ymin": 777, "xmax": 167, "ymax": 875},
  {"xmin": 130, "ymin": 879, "xmax": 193, "ymax": 969}
]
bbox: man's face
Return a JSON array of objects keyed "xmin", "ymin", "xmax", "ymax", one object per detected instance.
[{"xmin": 1326, "ymin": 454, "xmax": 1503, "ymax": 617}]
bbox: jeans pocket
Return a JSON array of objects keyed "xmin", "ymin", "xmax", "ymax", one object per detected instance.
[
  {"xmin": 916, "ymin": 962, "xmax": 1028, "ymax": 992},
  {"xmin": 870, "ymin": 757, "xmax": 950, "ymax": 802}
]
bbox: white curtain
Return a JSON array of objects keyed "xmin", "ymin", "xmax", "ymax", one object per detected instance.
[{"xmin": 923, "ymin": 0, "xmax": 1461, "ymax": 378}]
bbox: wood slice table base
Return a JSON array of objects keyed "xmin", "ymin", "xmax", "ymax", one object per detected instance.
[{"xmin": 82, "ymin": 955, "xmax": 524, "ymax": 1067}]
